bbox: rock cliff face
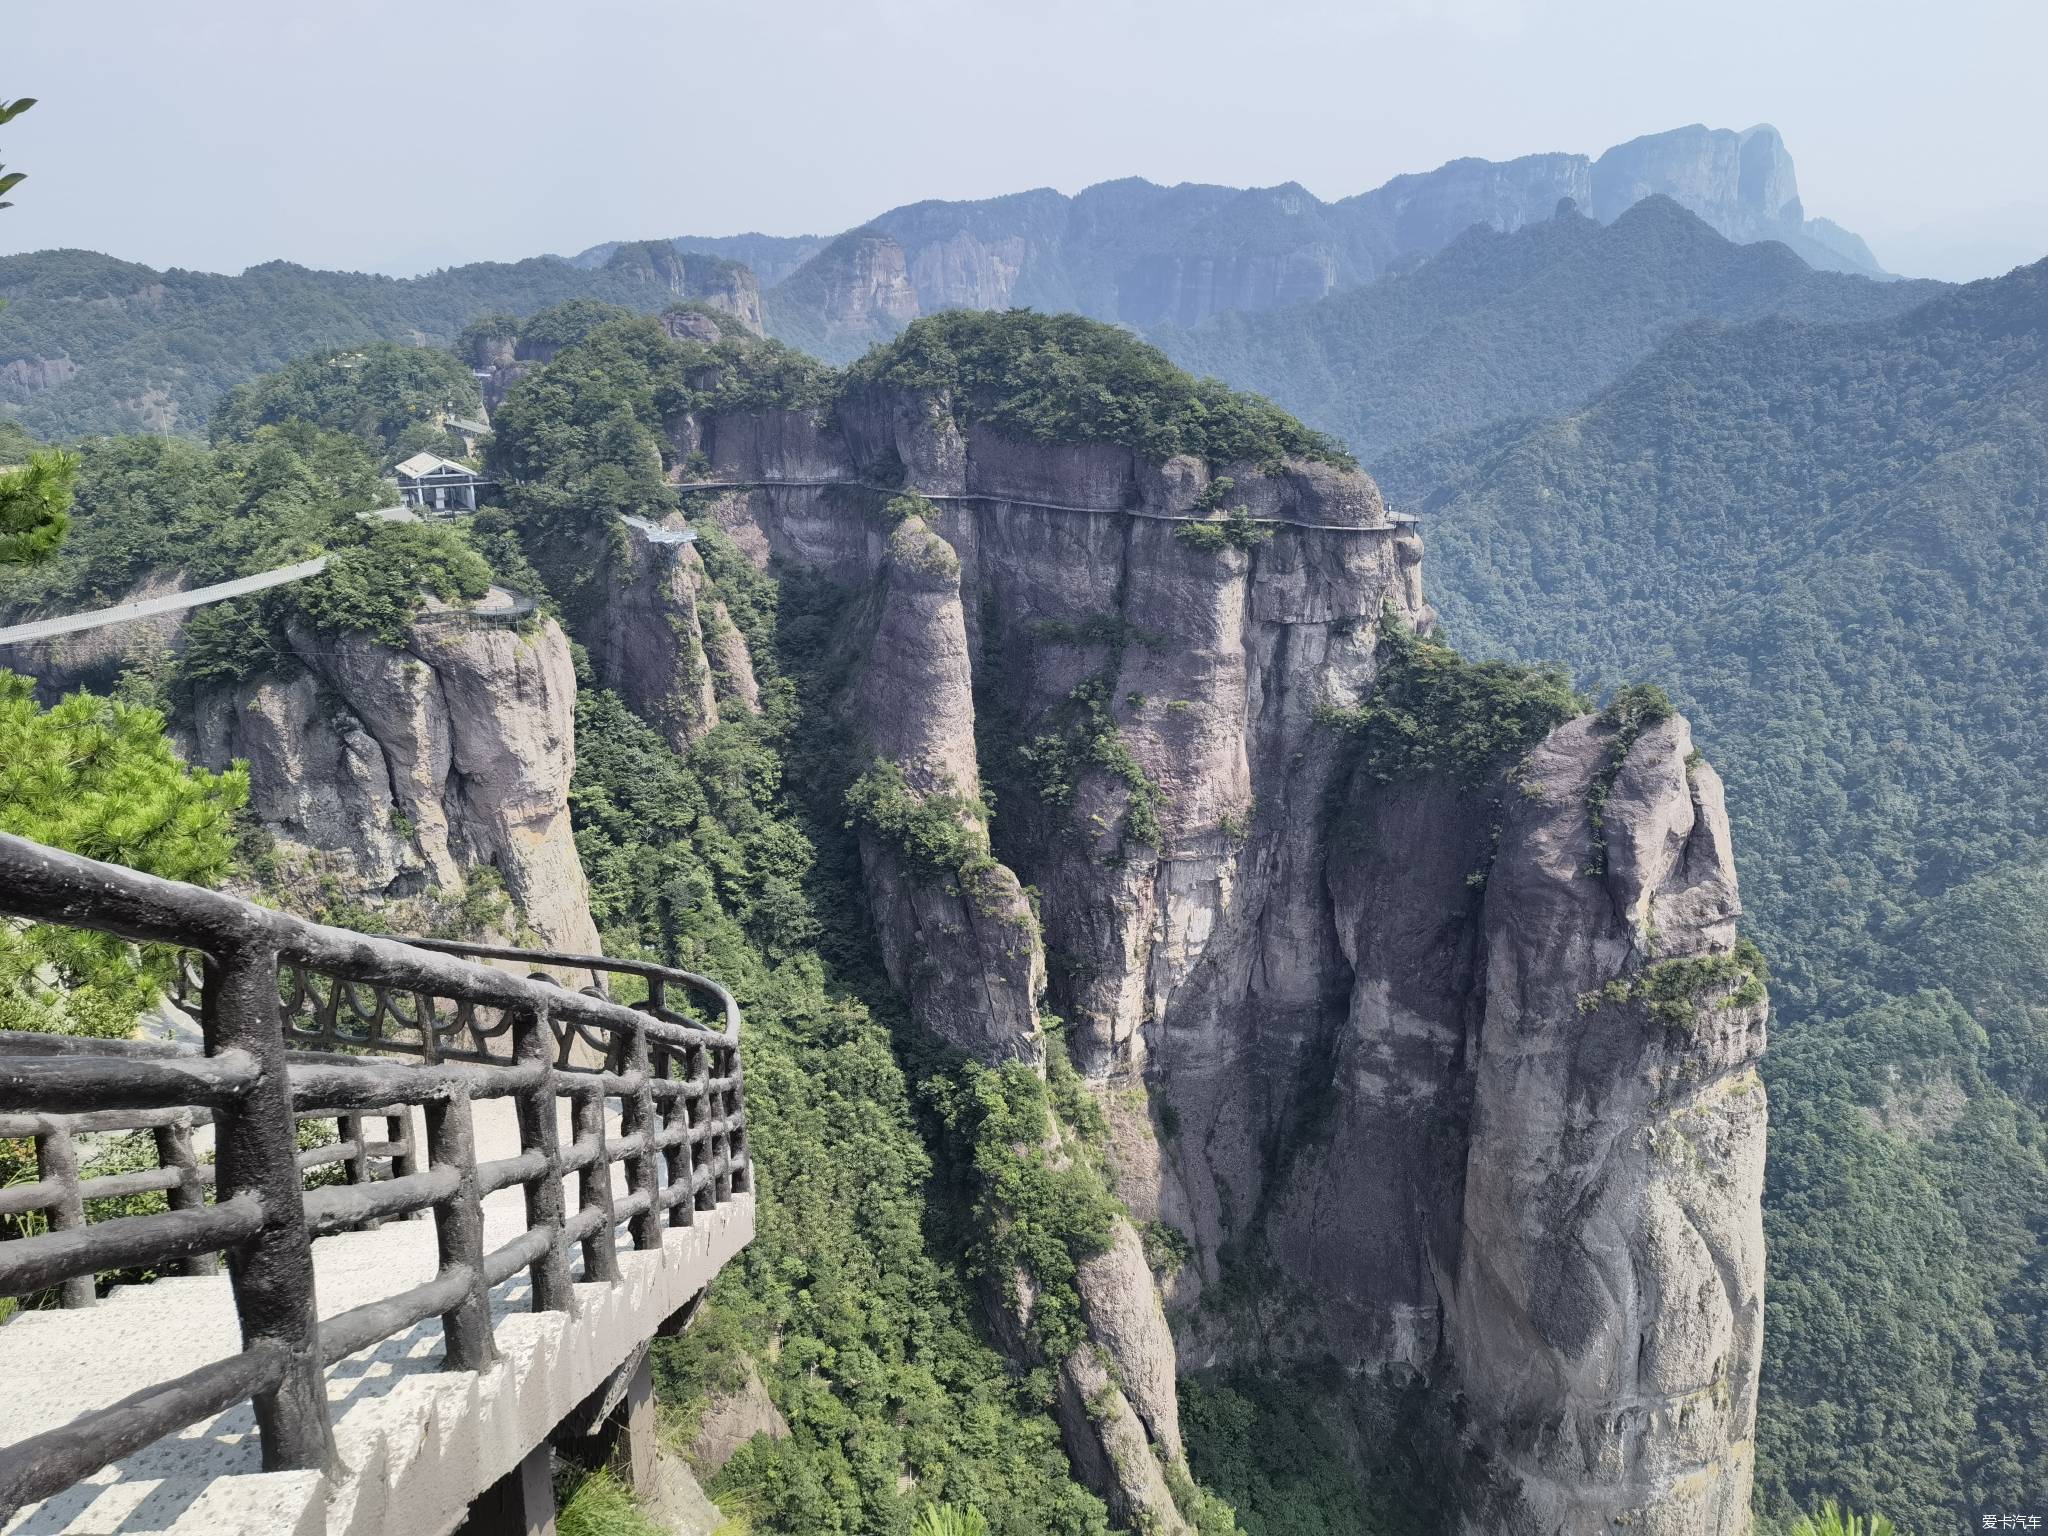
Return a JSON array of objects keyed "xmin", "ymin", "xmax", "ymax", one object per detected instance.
[
  {"xmin": 762, "ymin": 231, "xmax": 920, "ymax": 358},
  {"xmin": 587, "ymin": 520, "xmax": 755, "ymax": 754},
  {"xmin": 1590, "ymin": 124, "xmax": 1882, "ymax": 276},
  {"xmin": 599, "ymin": 241, "xmax": 765, "ymax": 335},
  {"xmin": 639, "ymin": 388, "xmax": 1766, "ymax": 1532},
  {"xmin": 186, "ymin": 613, "xmax": 602, "ymax": 955}
]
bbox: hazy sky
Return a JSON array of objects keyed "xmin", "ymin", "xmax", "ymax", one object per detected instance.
[{"xmin": 7, "ymin": 0, "xmax": 2043, "ymax": 282}]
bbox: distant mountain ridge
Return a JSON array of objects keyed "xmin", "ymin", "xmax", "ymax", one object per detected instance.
[
  {"xmin": 0, "ymin": 240, "xmax": 760, "ymax": 438},
  {"xmin": 0, "ymin": 120, "xmax": 1889, "ymax": 439},
  {"xmin": 615, "ymin": 123, "xmax": 1889, "ymax": 360},
  {"xmin": 1155, "ymin": 195, "xmax": 1940, "ymax": 463}
]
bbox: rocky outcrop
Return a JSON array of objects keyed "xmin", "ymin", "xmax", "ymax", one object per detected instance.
[
  {"xmin": 848, "ymin": 515, "xmax": 1044, "ymax": 1066},
  {"xmin": 1590, "ymin": 124, "xmax": 1882, "ymax": 276},
  {"xmin": 600, "ymin": 241, "xmax": 765, "ymax": 335},
  {"xmin": 0, "ymin": 354, "xmax": 80, "ymax": 401},
  {"xmin": 1452, "ymin": 716, "xmax": 1763, "ymax": 1535},
  {"xmin": 832, "ymin": 510, "xmax": 1194, "ymax": 1527},
  {"xmin": 687, "ymin": 1362, "xmax": 790, "ymax": 1476},
  {"xmin": 762, "ymin": 230, "xmax": 919, "ymax": 358},
  {"xmin": 589, "ymin": 523, "xmax": 722, "ymax": 753},
  {"xmin": 189, "ymin": 613, "xmax": 602, "ymax": 954},
  {"xmin": 661, "ymin": 391, "xmax": 1764, "ymax": 1531}
]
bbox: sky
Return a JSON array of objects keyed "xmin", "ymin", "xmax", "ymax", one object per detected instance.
[{"xmin": 6, "ymin": 0, "xmax": 2043, "ymax": 283}]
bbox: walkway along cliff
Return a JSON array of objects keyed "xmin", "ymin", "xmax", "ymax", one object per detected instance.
[
  {"xmin": 0, "ymin": 836, "xmax": 753, "ymax": 1536},
  {"xmin": 523, "ymin": 320, "xmax": 1769, "ymax": 1535}
]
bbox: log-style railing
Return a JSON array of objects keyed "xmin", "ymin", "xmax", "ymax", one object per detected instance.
[{"xmin": 0, "ymin": 831, "xmax": 748, "ymax": 1523}]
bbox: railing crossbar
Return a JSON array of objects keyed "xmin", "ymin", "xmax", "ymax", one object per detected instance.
[{"xmin": 0, "ymin": 829, "xmax": 750, "ymax": 1524}]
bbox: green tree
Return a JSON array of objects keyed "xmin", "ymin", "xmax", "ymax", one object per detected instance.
[
  {"xmin": 0, "ymin": 449, "xmax": 77, "ymax": 564},
  {"xmin": 0, "ymin": 95, "xmax": 34, "ymax": 211},
  {"xmin": 0, "ymin": 672, "xmax": 248, "ymax": 1038},
  {"xmin": 1788, "ymin": 1501, "xmax": 1896, "ymax": 1536},
  {"xmin": 913, "ymin": 1505, "xmax": 991, "ymax": 1536},
  {"xmin": 211, "ymin": 342, "xmax": 484, "ymax": 463}
]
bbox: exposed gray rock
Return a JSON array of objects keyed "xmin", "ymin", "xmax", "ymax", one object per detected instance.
[
  {"xmin": 677, "ymin": 398, "xmax": 1764, "ymax": 1531},
  {"xmin": 599, "ymin": 242, "xmax": 765, "ymax": 335},
  {"xmin": 0, "ymin": 354, "xmax": 80, "ymax": 400},
  {"xmin": 1453, "ymin": 714, "xmax": 1765, "ymax": 1535},
  {"xmin": 0, "ymin": 570, "xmax": 189, "ymax": 700},
  {"xmin": 643, "ymin": 1451, "xmax": 726, "ymax": 1536},
  {"xmin": 687, "ymin": 1361, "xmax": 789, "ymax": 1476},
  {"xmin": 748, "ymin": 122, "xmax": 1881, "ymax": 359},
  {"xmin": 1588, "ymin": 124, "xmax": 1879, "ymax": 273},
  {"xmin": 189, "ymin": 614, "xmax": 601, "ymax": 954},
  {"xmin": 190, "ymin": 670, "xmax": 416, "ymax": 896},
  {"xmin": 1056, "ymin": 1345, "xmax": 1193, "ymax": 1536},
  {"xmin": 850, "ymin": 515, "xmax": 1043, "ymax": 1068},
  {"xmin": 590, "ymin": 525, "xmax": 722, "ymax": 753},
  {"xmin": 761, "ymin": 230, "xmax": 919, "ymax": 357}
]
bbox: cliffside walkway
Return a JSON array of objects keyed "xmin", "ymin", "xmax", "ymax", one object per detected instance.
[
  {"xmin": 0, "ymin": 834, "xmax": 754, "ymax": 1536},
  {"xmin": 0, "ymin": 558, "xmax": 331, "ymax": 648},
  {"xmin": 673, "ymin": 477, "xmax": 1415, "ymax": 532}
]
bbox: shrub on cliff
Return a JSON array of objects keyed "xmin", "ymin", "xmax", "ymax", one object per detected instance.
[
  {"xmin": 571, "ymin": 677, "xmax": 1110, "ymax": 1534},
  {"xmin": 844, "ymin": 759, "xmax": 992, "ymax": 878},
  {"xmin": 926, "ymin": 1058, "xmax": 1121, "ymax": 1360},
  {"xmin": 1174, "ymin": 505, "xmax": 1272, "ymax": 553},
  {"xmin": 1319, "ymin": 609, "xmax": 1585, "ymax": 785},
  {"xmin": 296, "ymin": 519, "xmax": 493, "ymax": 644},
  {"xmin": 1787, "ymin": 1502, "xmax": 1896, "ymax": 1536},
  {"xmin": 845, "ymin": 310, "xmax": 1353, "ymax": 470}
]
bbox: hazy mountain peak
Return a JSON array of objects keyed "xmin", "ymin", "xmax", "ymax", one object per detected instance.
[{"xmin": 707, "ymin": 122, "xmax": 1886, "ymax": 361}]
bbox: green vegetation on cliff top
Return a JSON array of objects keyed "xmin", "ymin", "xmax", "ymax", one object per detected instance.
[
  {"xmin": 0, "ymin": 418, "xmax": 504, "ymax": 698},
  {"xmin": 211, "ymin": 341, "xmax": 483, "ymax": 465},
  {"xmin": 846, "ymin": 310, "xmax": 1353, "ymax": 469},
  {"xmin": 1317, "ymin": 608, "xmax": 1585, "ymax": 785}
]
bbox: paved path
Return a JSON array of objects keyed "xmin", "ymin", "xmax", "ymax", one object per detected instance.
[
  {"xmin": 674, "ymin": 478, "xmax": 1407, "ymax": 533},
  {"xmin": 0, "ymin": 559, "xmax": 331, "ymax": 648},
  {"xmin": 0, "ymin": 1100, "xmax": 751, "ymax": 1536}
]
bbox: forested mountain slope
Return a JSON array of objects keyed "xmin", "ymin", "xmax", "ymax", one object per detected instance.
[
  {"xmin": 0, "ymin": 122, "xmax": 1883, "ymax": 437},
  {"xmin": 1155, "ymin": 198, "xmax": 1940, "ymax": 462},
  {"xmin": 0, "ymin": 241, "xmax": 758, "ymax": 438},
  {"xmin": 1403, "ymin": 260, "xmax": 2048, "ymax": 1532}
]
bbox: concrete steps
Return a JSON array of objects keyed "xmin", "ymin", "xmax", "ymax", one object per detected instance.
[{"xmin": 0, "ymin": 1099, "xmax": 754, "ymax": 1536}]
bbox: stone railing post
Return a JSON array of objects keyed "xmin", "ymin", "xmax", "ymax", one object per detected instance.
[{"xmin": 204, "ymin": 941, "xmax": 334, "ymax": 1473}]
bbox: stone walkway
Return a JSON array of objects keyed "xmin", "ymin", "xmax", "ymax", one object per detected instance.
[{"xmin": 0, "ymin": 1100, "xmax": 751, "ymax": 1536}]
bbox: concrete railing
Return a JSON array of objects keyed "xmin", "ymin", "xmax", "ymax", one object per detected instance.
[{"xmin": 0, "ymin": 832, "xmax": 748, "ymax": 1527}]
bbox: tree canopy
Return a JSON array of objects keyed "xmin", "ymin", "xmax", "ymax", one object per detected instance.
[{"xmin": 0, "ymin": 673, "xmax": 248, "ymax": 1037}]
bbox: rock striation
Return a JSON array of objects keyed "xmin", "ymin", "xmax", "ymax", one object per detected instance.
[
  {"xmin": 186, "ymin": 612, "xmax": 602, "ymax": 955},
  {"xmin": 629, "ymin": 381, "xmax": 1767, "ymax": 1532},
  {"xmin": 587, "ymin": 520, "xmax": 755, "ymax": 754}
]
